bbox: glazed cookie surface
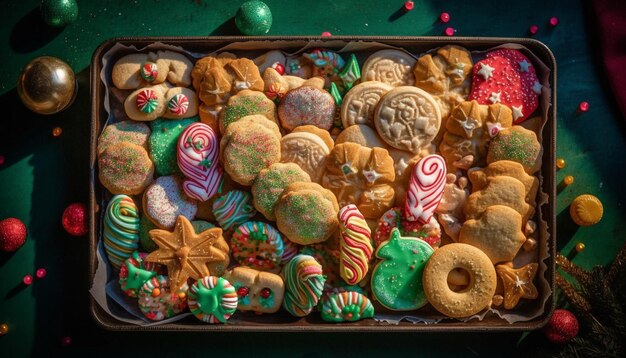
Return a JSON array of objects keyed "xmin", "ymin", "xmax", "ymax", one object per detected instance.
[
  {"xmin": 278, "ymin": 86, "xmax": 335, "ymax": 131},
  {"xmin": 149, "ymin": 117, "xmax": 197, "ymax": 176},
  {"xmin": 143, "ymin": 175, "xmax": 198, "ymax": 230},
  {"xmin": 251, "ymin": 162, "xmax": 311, "ymax": 221},
  {"xmin": 97, "ymin": 120, "xmax": 151, "ymax": 156},
  {"xmin": 340, "ymin": 81, "xmax": 393, "ymax": 128},
  {"xmin": 212, "ymin": 190, "xmax": 257, "ymax": 231},
  {"xmin": 98, "ymin": 141, "xmax": 154, "ymax": 195}
]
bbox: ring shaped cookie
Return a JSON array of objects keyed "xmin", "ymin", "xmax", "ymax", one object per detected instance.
[
  {"xmin": 422, "ymin": 243, "xmax": 497, "ymax": 318},
  {"xmin": 374, "ymin": 86, "xmax": 441, "ymax": 153}
]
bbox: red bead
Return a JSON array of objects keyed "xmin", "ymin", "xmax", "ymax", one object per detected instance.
[
  {"xmin": 36, "ymin": 268, "xmax": 47, "ymax": 279},
  {"xmin": 549, "ymin": 17, "xmax": 559, "ymax": 27},
  {"xmin": 237, "ymin": 286, "xmax": 249, "ymax": 297},
  {"xmin": 61, "ymin": 336, "xmax": 72, "ymax": 347},
  {"xmin": 529, "ymin": 25, "xmax": 539, "ymax": 35},
  {"xmin": 62, "ymin": 203, "xmax": 88, "ymax": 237},
  {"xmin": 543, "ymin": 309, "xmax": 579, "ymax": 344},
  {"xmin": 440, "ymin": 12, "xmax": 450, "ymax": 23},
  {"xmin": 23, "ymin": 275, "xmax": 33, "ymax": 285},
  {"xmin": 260, "ymin": 288, "xmax": 271, "ymax": 298},
  {"xmin": 404, "ymin": 1, "xmax": 414, "ymax": 11},
  {"xmin": 0, "ymin": 218, "xmax": 27, "ymax": 252},
  {"xmin": 444, "ymin": 27, "xmax": 455, "ymax": 36},
  {"xmin": 321, "ymin": 31, "xmax": 332, "ymax": 37},
  {"xmin": 271, "ymin": 62, "xmax": 285, "ymax": 75},
  {"xmin": 578, "ymin": 101, "xmax": 589, "ymax": 112}
]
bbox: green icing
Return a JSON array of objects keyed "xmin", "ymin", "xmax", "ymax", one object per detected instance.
[
  {"xmin": 329, "ymin": 82, "xmax": 343, "ymax": 106},
  {"xmin": 339, "ymin": 54, "xmax": 361, "ymax": 90},
  {"xmin": 258, "ymin": 291, "xmax": 274, "ymax": 309},
  {"xmin": 139, "ymin": 214, "xmax": 158, "ymax": 252},
  {"xmin": 232, "ymin": 282, "xmax": 251, "ymax": 306},
  {"xmin": 221, "ymin": 96, "xmax": 267, "ymax": 130},
  {"xmin": 195, "ymin": 277, "xmax": 236, "ymax": 323},
  {"xmin": 491, "ymin": 129, "xmax": 538, "ymax": 168},
  {"xmin": 191, "ymin": 220, "xmax": 215, "ymax": 233},
  {"xmin": 122, "ymin": 256, "xmax": 156, "ymax": 292},
  {"xmin": 250, "ymin": 229, "xmax": 268, "ymax": 242},
  {"xmin": 371, "ymin": 228, "xmax": 433, "ymax": 310},
  {"xmin": 149, "ymin": 117, "xmax": 198, "ymax": 176}
]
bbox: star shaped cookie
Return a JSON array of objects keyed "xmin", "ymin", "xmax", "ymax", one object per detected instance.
[
  {"xmin": 145, "ymin": 215, "xmax": 229, "ymax": 290},
  {"xmin": 495, "ymin": 262, "xmax": 539, "ymax": 309}
]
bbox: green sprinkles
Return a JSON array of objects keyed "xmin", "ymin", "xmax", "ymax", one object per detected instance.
[
  {"xmin": 149, "ymin": 117, "xmax": 198, "ymax": 176},
  {"xmin": 490, "ymin": 129, "xmax": 539, "ymax": 168}
]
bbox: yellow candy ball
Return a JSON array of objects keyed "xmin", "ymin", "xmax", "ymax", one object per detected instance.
[
  {"xmin": 563, "ymin": 175, "xmax": 574, "ymax": 186},
  {"xmin": 556, "ymin": 158, "xmax": 566, "ymax": 169},
  {"xmin": 575, "ymin": 242, "xmax": 586, "ymax": 252}
]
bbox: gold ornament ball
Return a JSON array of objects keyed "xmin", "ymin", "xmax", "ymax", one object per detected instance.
[
  {"xmin": 0, "ymin": 323, "xmax": 8, "ymax": 335},
  {"xmin": 562, "ymin": 175, "xmax": 574, "ymax": 186},
  {"xmin": 575, "ymin": 242, "xmax": 586, "ymax": 253},
  {"xmin": 17, "ymin": 56, "xmax": 76, "ymax": 115},
  {"xmin": 52, "ymin": 127, "xmax": 63, "ymax": 137},
  {"xmin": 556, "ymin": 158, "xmax": 566, "ymax": 169}
]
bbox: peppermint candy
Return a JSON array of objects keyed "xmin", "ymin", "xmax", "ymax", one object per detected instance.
[
  {"xmin": 167, "ymin": 94, "xmax": 189, "ymax": 116},
  {"xmin": 177, "ymin": 123, "xmax": 222, "ymax": 201},
  {"xmin": 405, "ymin": 154, "xmax": 447, "ymax": 224}
]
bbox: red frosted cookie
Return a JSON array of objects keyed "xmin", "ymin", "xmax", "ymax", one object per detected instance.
[
  {"xmin": 468, "ymin": 49, "xmax": 540, "ymax": 124},
  {"xmin": 373, "ymin": 207, "xmax": 441, "ymax": 249}
]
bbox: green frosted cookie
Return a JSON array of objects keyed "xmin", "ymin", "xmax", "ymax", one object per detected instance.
[{"xmin": 149, "ymin": 117, "xmax": 197, "ymax": 176}]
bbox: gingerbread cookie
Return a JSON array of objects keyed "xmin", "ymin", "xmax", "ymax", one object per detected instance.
[
  {"xmin": 374, "ymin": 86, "xmax": 441, "ymax": 153},
  {"xmin": 230, "ymin": 221, "xmax": 284, "ymax": 272},
  {"xmin": 149, "ymin": 117, "xmax": 197, "ymax": 176},
  {"xmin": 281, "ymin": 254, "xmax": 326, "ymax": 317},
  {"xmin": 198, "ymin": 103, "xmax": 223, "ymax": 134},
  {"xmin": 143, "ymin": 175, "xmax": 198, "ymax": 230},
  {"xmin": 459, "ymin": 205, "xmax": 526, "ymax": 264},
  {"xmin": 334, "ymin": 124, "xmax": 387, "ymax": 148},
  {"xmin": 278, "ymin": 86, "xmax": 335, "ymax": 131},
  {"xmin": 322, "ymin": 142, "xmax": 395, "ymax": 219},
  {"xmin": 496, "ymin": 263, "xmax": 539, "ymax": 309},
  {"xmin": 362, "ymin": 49, "xmax": 416, "ymax": 86},
  {"xmin": 218, "ymin": 89, "xmax": 277, "ymax": 134},
  {"xmin": 434, "ymin": 174, "xmax": 469, "ymax": 242},
  {"xmin": 280, "ymin": 131, "xmax": 330, "ymax": 183},
  {"xmin": 275, "ymin": 182, "xmax": 339, "ymax": 245},
  {"xmin": 464, "ymin": 176, "xmax": 531, "ymax": 221},
  {"xmin": 98, "ymin": 141, "xmax": 154, "ymax": 195},
  {"xmin": 224, "ymin": 266, "xmax": 285, "ymax": 314},
  {"xmin": 97, "ymin": 120, "xmax": 151, "ymax": 156},
  {"xmin": 487, "ymin": 126, "xmax": 541, "ymax": 174},
  {"xmin": 340, "ymin": 81, "xmax": 393, "ymax": 128},
  {"xmin": 192, "ymin": 57, "xmax": 264, "ymax": 106},
  {"xmin": 251, "ymin": 162, "xmax": 311, "ymax": 221},
  {"xmin": 468, "ymin": 160, "xmax": 539, "ymax": 205},
  {"xmin": 112, "ymin": 50, "xmax": 193, "ymax": 90}
]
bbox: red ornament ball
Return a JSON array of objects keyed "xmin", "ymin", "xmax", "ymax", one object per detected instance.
[
  {"xmin": 61, "ymin": 336, "xmax": 72, "ymax": 347},
  {"xmin": 543, "ymin": 309, "xmax": 579, "ymax": 344},
  {"xmin": 0, "ymin": 217, "xmax": 28, "ymax": 252},
  {"xmin": 62, "ymin": 202, "xmax": 88, "ymax": 236},
  {"xmin": 403, "ymin": 1, "xmax": 414, "ymax": 11},
  {"xmin": 440, "ymin": 12, "xmax": 450, "ymax": 23},
  {"xmin": 444, "ymin": 27, "xmax": 455, "ymax": 36},
  {"xmin": 529, "ymin": 25, "xmax": 539, "ymax": 35},
  {"xmin": 23, "ymin": 274, "xmax": 33, "ymax": 285},
  {"xmin": 578, "ymin": 101, "xmax": 589, "ymax": 112},
  {"xmin": 320, "ymin": 31, "xmax": 332, "ymax": 38}
]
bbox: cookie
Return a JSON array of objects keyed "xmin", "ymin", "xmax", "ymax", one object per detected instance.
[
  {"xmin": 278, "ymin": 86, "xmax": 335, "ymax": 131},
  {"xmin": 143, "ymin": 175, "xmax": 198, "ymax": 230},
  {"xmin": 373, "ymin": 207, "xmax": 442, "ymax": 248},
  {"xmin": 251, "ymin": 162, "xmax": 311, "ymax": 221},
  {"xmin": 118, "ymin": 252, "xmax": 160, "ymax": 297},
  {"xmin": 459, "ymin": 205, "xmax": 526, "ymax": 264},
  {"xmin": 422, "ymin": 243, "xmax": 497, "ymax": 318},
  {"xmin": 362, "ymin": 49, "xmax": 416, "ymax": 86},
  {"xmin": 223, "ymin": 266, "xmax": 285, "ymax": 314},
  {"xmin": 198, "ymin": 103, "xmax": 223, "ymax": 134},
  {"xmin": 291, "ymin": 125, "xmax": 335, "ymax": 151},
  {"xmin": 413, "ymin": 45, "xmax": 473, "ymax": 121},
  {"xmin": 280, "ymin": 131, "xmax": 330, "ymax": 183},
  {"xmin": 404, "ymin": 154, "xmax": 447, "ymax": 224},
  {"xmin": 103, "ymin": 195, "xmax": 140, "ymax": 270},
  {"xmin": 97, "ymin": 120, "xmax": 151, "ymax": 156},
  {"xmin": 162, "ymin": 87, "xmax": 199, "ymax": 119},
  {"xmin": 468, "ymin": 160, "xmax": 539, "ymax": 205},
  {"xmin": 275, "ymin": 182, "xmax": 339, "ymax": 245},
  {"xmin": 487, "ymin": 126, "xmax": 541, "ymax": 174},
  {"xmin": 321, "ymin": 291, "xmax": 374, "ymax": 322},
  {"xmin": 300, "ymin": 243, "xmax": 340, "ymax": 285},
  {"xmin": 434, "ymin": 174, "xmax": 469, "ymax": 242},
  {"xmin": 285, "ymin": 56, "xmax": 313, "ymax": 78},
  {"xmin": 303, "ymin": 48, "xmax": 346, "ymax": 88},
  {"xmin": 281, "ymin": 254, "xmax": 326, "ymax": 317},
  {"xmin": 193, "ymin": 57, "xmax": 264, "ymax": 106},
  {"xmin": 220, "ymin": 115, "xmax": 282, "ymax": 186},
  {"xmin": 187, "ymin": 276, "xmax": 238, "ymax": 323},
  {"xmin": 371, "ymin": 228, "xmax": 433, "ymax": 310},
  {"xmin": 149, "ymin": 117, "xmax": 197, "ymax": 176},
  {"xmin": 112, "ymin": 50, "xmax": 193, "ymax": 90},
  {"xmin": 230, "ymin": 221, "xmax": 284, "ymax": 272},
  {"xmin": 218, "ymin": 89, "xmax": 277, "ymax": 134},
  {"xmin": 439, "ymin": 101, "xmax": 513, "ymax": 169},
  {"xmin": 464, "ymin": 176, "xmax": 530, "ymax": 221},
  {"xmin": 212, "ymin": 190, "xmax": 257, "ymax": 231},
  {"xmin": 138, "ymin": 275, "xmax": 188, "ymax": 321},
  {"xmin": 322, "ymin": 142, "xmax": 395, "ymax": 219},
  {"xmin": 155, "ymin": 50, "xmax": 194, "ymax": 87},
  {"xmin": 281, "ymin": 239, "xmax": 301, "ymax": 265},
  {"xmin": 338, "ymin": 205, "xmax": 373, "ymax": 286},
  {"xmin": 98, "ymin": 141, "xmax": 154, "ymax": 195},
  {"xmin": 570, "ymin": 194, "xmax": 604, "ymax": 226},
  {"xmin": 145, "ymin": 215, "xmax": 230, "ymax": 291},
  {"xmin": 262, "ymin": 67, "xmax": 290, "ymax": 102},
  {"xmin": 253, "ymin": 50, "xmax": 287, "ymax": 74},
  {"xmin": 177, "ymin": 122, "xmax": 222, "ymax": 201},
  {"xmin": 388, "ymin": 147, "xmax": 430, "ymax": 206},
  {"xmin": 124, "ymin": 85, "xmax": 167, "ymax": 121},
  {"xmin": 340, "ymin": 81, "xmax": 391, "ymax": 128},
  {"xmin": 334, "ymin": 124, "xmax": 387, "ymax": 148},
  {"xmin": 374, "ymin": 86, "xmax": 441, "ymax": 153},
  {"xmin": 496, "ymin": 263, "xmax": 539, "ymax": 309}
]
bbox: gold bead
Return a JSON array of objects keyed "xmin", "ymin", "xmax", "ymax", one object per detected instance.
[
  {"xmin": 52, "ymin": 127, "xmax": 63, "ymax": 137},
  {"xmin": 556, "ymin": 158, "xmax": 566, "ymax": 169},
  {"xmin": 178, "ymin": 291, "xmax": 187, "ymax": 300},
  {"xmin": 0, "ymin": 323, "xmax": 8, "ymax": 335},
  {"xmin": 17, "ymin": 56, "xmax": 76, "ymax": 115},
  {"xmin": 151, "ymin": 288, "xmax": 161, "ymax": 297},
  {"xmin": 575, "ymin": 242, "xmax": 586, "ymax": 253},
  {"xmin": 562, "ymin": 175, "xmax": 574, "ymax": 186}
]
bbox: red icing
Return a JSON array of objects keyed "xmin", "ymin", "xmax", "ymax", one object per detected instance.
[
  {"xmin": 260, "ymin": 288, "xmax": 271, "ymax": 298},
  {"xmin": 272, "ymin": 62, "xmax": 285, "ymax": 75},
  {"xmin": 237, "ymin": 286, "xmax": 249, "ymax": 297}
]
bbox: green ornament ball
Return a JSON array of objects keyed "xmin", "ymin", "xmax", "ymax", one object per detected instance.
[
  {"xmin": 40, "ymin": 0, "xmax": 78, "ymax": 28},
  {"xmin": 235, "ymin": 0, "xmax": 272, "ymax": 36}
]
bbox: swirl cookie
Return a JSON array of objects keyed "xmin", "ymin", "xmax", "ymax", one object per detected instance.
[
  {"xmin": 280, "ymin": 131, "xmax": 330, "ymax": 183},
  {"xmin": 487, "ymin": 126, "xmax": 541, "ymax": 174},
  {"xmin": 281, "ymin": 254, "xmax": 326, "ymax": 317},
  {"xmin": 224, "ymin": 266, "xmax": 285, "ymax": 314},
  {"xmin": 98, "ymin": 141, "xmax": 154, "ymax": 195},
  {"xmin": 138, "ymin": 275, "xmax": 188, "ymax": 321},
  {"xmin": 230, "ymin": 221, "xmax": 284, "ymax": 272},
  {"xmin": 278, "ymin": 86, "xmax": 335, "ymax": 131},
  {"xmin": 103, "ymin": 195, "xmax": 140, "ymax": 270},
  {"xmin": 143, "ymin": 175, "xmax": 198, "ymax": 230},
  {"xmin": 188, "ymin": 276, "xmax": 238, "ymax": 323},
  {"xmin": 362, "ymin": 49, "xmax": 416, "ymax": 87},
  {"xmin": 275, "ymin": 182, "xmax": 339, "ymax": 245},
  {"xmin": 97, "ymin": 120, "xmax": 151, "ymax": 156},
  {"xmin": 251, "ymin": 162, "xmax": 311, "ymax": 221},
  {"xmin": 321, "ymin": 291, "xmax": 375, "ymax": 322},
  {"xmin": 374, "ymin": 86, "xmax": 441, "ymax": 153},
  {"xmin": 338, "ymin": 205, "xmax": 373, "ymax": 286},
  {"xmin": 149, "ymin": 117, "xmax": 197, "ymax": 176},
  {"xmin": 422, "ymin": 243, "xmax": 497, "ymax": 318},
  {"xmin": 177, "ymin": 122, "xmax": 222, "ymax": 201},
  {"xmin": 340, "ymin": 81, "xmax": 393, "ymax": 128},
  {"xmin": 322, "ymin": 142, "xmax": 395, "ymax": 219},
  {"xmin": 218, "ymin": 89, "xmax": 277, "ymax": 134},
  {"xmin": 212, "ymin": 190, "xmax": 257, "ymax": 231}
]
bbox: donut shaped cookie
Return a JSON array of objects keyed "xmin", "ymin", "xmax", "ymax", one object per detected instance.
[
  {"xmin": 212, "ymin": 190, "xmax": 257, "ymax": 231},
  {"xmin": 340, "ymin": 81, "xmax": 393, "ymax": 128},
  {"xmin": 252, "ymin": 162, "xmax": 311, "ymax": 221},
  {"xmin": 422, "ymin": 243, "xmax": 497, "ymax": 318},
  {"xmin": 103, "ymin": 195, "xmax": 140, "ymax": 270},
  {"xmin": 143, "ymin": 175, "xmax": 198, "ymax": 230},
  {"xmin": 281, "ymin": 254, "xmax": 326, "ymax": 317},
  {"xmin": 138, "ymin": 275, "xmax": 188, "ymax": 321},
  {"xmin": 98, "ymin": 142, "xmax": 154, "ymax": 195},
  {"xmin": 188, "ymin": 276, "xmax": 238, "ymax": 323},
  {"xmin": 362, "ymin": 49, "xmax": 416, "ymax": 87},
  {"xmin": 118, "ymin": 251, "xmax": 160, "ymax": 297},
  {"xmin": 231, "ymin": 221, "xmax": 285, "ymax": 272},
  {"xmin": 97, "ymin": 120, "xmax": 151, "ymax": 156},
  {"xmin": 149, "ymin": 117, "xmax": 197, "ymax": 176},
  {"xmin": 374, "ymin": 86, "xmax": 441, "ymax": 154},
  {"xmin": 278, "ymin": 86, "xmax": 335, "ymax": 131}
]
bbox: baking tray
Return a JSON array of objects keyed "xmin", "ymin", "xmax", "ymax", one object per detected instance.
[{"xmin": 89, "ymin": 36, "xmax": 557, "ymax": 332}]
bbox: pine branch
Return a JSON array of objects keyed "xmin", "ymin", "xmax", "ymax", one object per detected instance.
[
  {"xmin": 607, "ymin": 243, "xmax": 626, "ymax": 285},
  {"xmin": 556, "ymin": 273, "xmax": 592, "ymax": 319},
  {"xmin": 556, "ymin": 254, "xmax": 592, "ymax": 286}
]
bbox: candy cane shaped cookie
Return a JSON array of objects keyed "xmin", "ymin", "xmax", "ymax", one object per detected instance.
[
  {"xmin": 177, "ymin": 122, "xmax": 222, "ymax": 201},
  {"xmin": 405, "ymin": 154, "xmax": 447, "ymax": 224},
  {"xmin": 339, "ymin": 205, "xmax": 373, "ymax": 285}
]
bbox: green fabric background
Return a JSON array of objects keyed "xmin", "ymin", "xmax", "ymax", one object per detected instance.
[{"xmin": 0, "ymin": 0, "xmax": 625, "ymax": 356}]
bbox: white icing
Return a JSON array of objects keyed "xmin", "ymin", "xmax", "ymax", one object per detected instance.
[
  {"xmin": 234, "ymin": 80, "xmax": 251, "ymax": 90},
  {"xmin": 512, "ymin": 105, "xmax": 524, "ymax": 121},
  {"xmin": 488, "ymin": 91, "xmax": 501, "ymax": 104},
  {"xmin": 477, "ymin": 63, "xmax": 495, "ymax": 80},
  {"xmin": 486, "ymin": 122, "xmax": 503, "ymax": 137},
  {"xmin": 518, "ymin": 60, "xmax": 531, "ymax": 72},
  {"xmin": 531, "ymin": 81, "xmax": 542, "ymax": 94},
  {"xmin": 362, "ymin": 169, "xmax": 383, "ymax": 183}
]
